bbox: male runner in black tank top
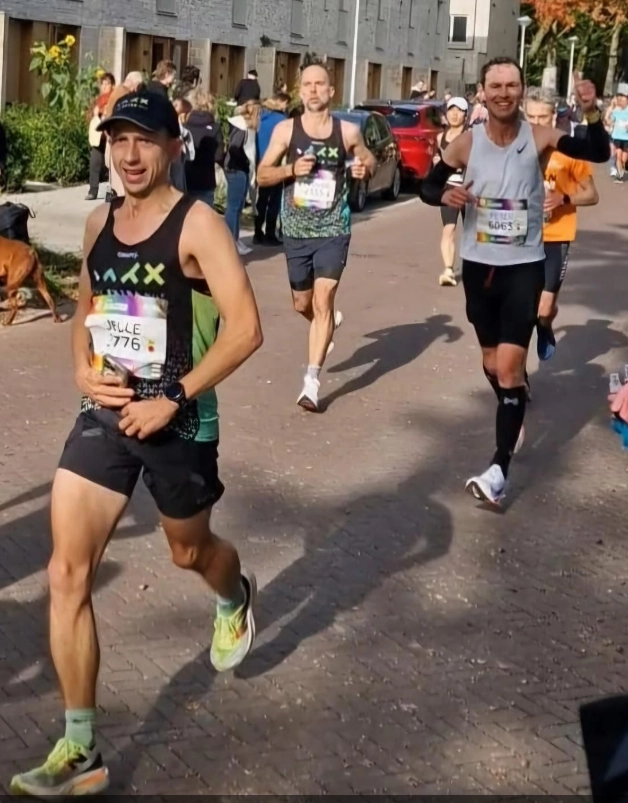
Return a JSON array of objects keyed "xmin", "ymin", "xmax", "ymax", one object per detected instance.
[
  {"xmin": 10, "ymin": 92, "xmax": 263, "ymax": 798},
  {"xmin": 258, "ymin": 64, "xmax": 376, "ymax": 412}
]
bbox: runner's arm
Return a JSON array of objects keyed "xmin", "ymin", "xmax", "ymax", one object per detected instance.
[
  {"xmin": 433, "ymin": 132, "xmax": 443, "ymax": 164},
  {"xmin": 418, "ymin": 132, "xmax": 469, "ymax": 206},
  {"xmin": 343, "ymin": 122, "xmax": 377, "ymax": 177},
  {"xmin": 539, "ymin": 115, "xmax": 611, "ymax": 163},
  {"xmin": 177, "ymin": 204, "xmax": 263, "ymax": 400},
  {"xmin": 571, "ymin": 174, "xmax": 599, "ymax": 207},
  {"xmin": 72, "ymin": 205, "xmax": 109, "ymax": 376},
  {"xmin": 257, "ymin": 120, "xmax": 292, "ymax": 187}
]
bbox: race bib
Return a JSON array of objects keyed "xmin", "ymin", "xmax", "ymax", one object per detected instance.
[
  {"xmin": 85, "ymin": 293, "xmax": 168, "ymax": 379},
  {"xmin": 476, "ymin": 199, "xmax": 528, "ymax": 245},
  {"xmin": 294, "ymin": 171, "xmax": 336, "ymax": 210}
]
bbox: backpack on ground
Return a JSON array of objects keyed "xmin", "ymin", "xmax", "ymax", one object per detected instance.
[{"xmin": 0, "ymin": 202, "xmax": 35, "ymax": 243}]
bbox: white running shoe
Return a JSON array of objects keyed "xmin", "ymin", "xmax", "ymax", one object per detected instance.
[
  {"xmin": 326, "ymin": 310, "xmax": 344, "ymax": 356},
  {"xmin": 465, "ymin": 464, "xmax": 506, "ymax": 505},
  {"xmin": 297, "ymin": 375, "xmax": 320, "ymax": 412},
  {"xmin": 236, "ymin": 239, "xmax": 253, "ymax": 256}
]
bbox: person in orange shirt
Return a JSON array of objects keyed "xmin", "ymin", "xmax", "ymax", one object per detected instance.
[{"xmin": 525, "ymin": 90, "xmax": 600, "ymax": 361}]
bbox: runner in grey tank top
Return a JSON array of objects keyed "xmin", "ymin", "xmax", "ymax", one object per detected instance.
[
  {"xmin": 419, "ymin": 58, "xmax": 610, "ymax": 505},
  {"xmin": 461, "ymin": 120, "xmax": 545, "ymax": 266}
]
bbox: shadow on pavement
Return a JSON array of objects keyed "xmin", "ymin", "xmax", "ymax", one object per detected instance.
[
  {"xmin": 324, "ymin": 315, "xmax": 463, "ymax": 409},
  {"xmin": 0, "ymin": 560, "xmax": 124, "ymax": 701}
]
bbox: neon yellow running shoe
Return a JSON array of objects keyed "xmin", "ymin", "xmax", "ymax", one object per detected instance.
[
  {"xmin": 10, "ymin": 737, "xmax": 109, "ymax": 798},
  {"xmin": 210, "ymin": 569, "xmax": 257, "ymax": 672}
]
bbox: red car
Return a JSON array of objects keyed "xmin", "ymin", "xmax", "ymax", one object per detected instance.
[{"xmin": 357, "ymin": 100, "xmax": 444, "ymax": 182}]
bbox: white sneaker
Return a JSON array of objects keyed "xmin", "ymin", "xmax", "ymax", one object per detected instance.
[
  {"xmin": 297, "ymin": 375, "xmax": 320, "ymax": 412},
  {"xmin": 236, "ymin": 239, "xmax": 252, "ymax": 256},
  {"xmin": 326, "ymin": 310, "xmax": 344, "ymax": 356},
  {"xmin": 465, "ymin": 464, "xmax": 506, "ymax": 505}
]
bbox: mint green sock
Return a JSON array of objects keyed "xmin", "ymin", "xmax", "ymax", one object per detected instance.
[
  {"xmin": 64, "ymin": 708, "xmax": 96, "ymax": 748},
  {"xmin": 216, "ymin": 581, "xmax": 246, "ymax": 617}
]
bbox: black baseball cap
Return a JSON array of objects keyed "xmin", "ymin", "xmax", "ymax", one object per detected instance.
[{"xmin": 98, "ymin": 91, "xmax": 180, "ymax": 138}]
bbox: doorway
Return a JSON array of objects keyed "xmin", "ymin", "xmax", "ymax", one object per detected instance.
[
  {"xmin": 210, "ymin": 44, "xmax": 245, "ymax": 98},
  {"xmin": 401, "ymin": 66, "xmax": 412, "ymax": 99},
  {"xmin": 326, "ymin": 57, "xmax": 345, "ymax": 105},
  {"xmin": 274, "ymin": 51, "xmax": 301, "ymax": 93},
  {"xmin": 367, "ymin": 61, "xmax": 382, "ymax": 99}
]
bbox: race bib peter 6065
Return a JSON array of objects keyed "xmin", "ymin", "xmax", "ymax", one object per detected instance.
[
  {"xmin": 476, "ymin": 198, "xmax": 529, "ymax": 245},
  {"xmin": 85, "ymin": 293, "xmax": 168, "ymax": 379}
]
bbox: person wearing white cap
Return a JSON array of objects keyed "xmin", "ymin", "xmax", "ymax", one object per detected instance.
[{"xmin": 433, "ymin": 96, "xmax": 469, "ymax": 286}]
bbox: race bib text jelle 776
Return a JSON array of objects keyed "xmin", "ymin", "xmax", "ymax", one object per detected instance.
[{"xmin": 85, "ymin": 293, "xmax": 168, "ymax": 380}]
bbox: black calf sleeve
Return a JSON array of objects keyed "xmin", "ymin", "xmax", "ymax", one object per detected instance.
[{"xmin": 493, "ymin": 385, "xmax": 527, "ymax": 477}]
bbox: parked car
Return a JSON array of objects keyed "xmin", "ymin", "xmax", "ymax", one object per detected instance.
[
  {"xmin": 356, "ymin": 100, "xmax": 444, "ymax": 182},
  {"xmin": 332, "ymin": 110, "xmax": 402, "ymax": 212}
]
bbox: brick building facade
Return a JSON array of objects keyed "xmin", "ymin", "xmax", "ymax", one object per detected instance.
[{"xmin": 0, "ymin": 0, "xmax": 450, "ymax": 107}]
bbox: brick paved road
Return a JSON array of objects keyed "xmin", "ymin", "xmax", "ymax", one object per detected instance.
[{"xmin": 1, "ymin": 179, "xmax": 628, "ymax": 795}]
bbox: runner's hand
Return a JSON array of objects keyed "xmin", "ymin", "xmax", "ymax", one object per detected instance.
[
  {"xmin": 573, "ymin": 72, "xmax": 598, "ymax": 114},
  {"xmin": 76, "ymin": 367, "xmax": 135, "ymax": 408},
  {"xmin": 118, "ymin": 397, "xmax": 178, "ymax": 439},
  {"xmin": 544, "ymin": 191, "xmax": 565, "ymax": 214},
  {"xmin": 351, "ymin": 157, "xmax": 367, "ymax": 180},
  {"xmin": 293, "ymin": 154, "xmax": 316, "ymax": 177},
  {"xmin": 441, "ymin": 180, "xmax": 475, "ymax": 209}
]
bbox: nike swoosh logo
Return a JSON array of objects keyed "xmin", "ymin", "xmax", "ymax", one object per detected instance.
[
  {"xmin": 517, "ymin": 143, "xmax": 527, "ymax": 154},
  {"xmin": 503, "ymin": 398, "xmax": 520, "ymax": 406}
]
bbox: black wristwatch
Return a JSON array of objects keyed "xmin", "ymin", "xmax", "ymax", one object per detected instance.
[
  {"xmin": 563, "ymin": 194, "xmax": 571, "ymax": 206},
  {"xmin": 164, "ymin": 381, "xmax": 187, "ymax": 409}
]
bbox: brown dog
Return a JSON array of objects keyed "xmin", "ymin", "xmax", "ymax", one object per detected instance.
[{"xmin": 0, "ymin": 236, "xmax": 60, "ymax": 325}]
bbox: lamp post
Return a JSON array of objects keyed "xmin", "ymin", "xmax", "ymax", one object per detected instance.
[
  {"xmin": 349, "ymin": 0, "xmax": 360, "ymax": 108},
  {"xmin": 517, "ymin": 15, "xmax": 532, "ymax": 72},
  {"xmin": 567, "ymin": 35, "xmax": 579, "ymax": 99}
]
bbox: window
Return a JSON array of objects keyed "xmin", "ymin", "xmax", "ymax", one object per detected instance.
[
  {"xmin": 291, "ymin": 0, "xmax": 304, "ymax": 36},
  {"xmin": 156, "ymin": 0, "xmax": 176, "ymax": 14},
  {"xmin": 409, "ymin": 0, "xmax": 416, "ymax": 28},
  {"xmin": 377, "ymin": 0, "xmax": 386, "ymax": 20},
  {"xmin": 337, "ymin": 5, "xmax": 349, "ymax": 42},
  {"xmin": 364, "ymin": 116, "xmax": 380, "ymax": 148},
  {"xmin": 436, "ymin": 0, "xmax": 444, "ymax": 33},
  {"xmin": 385, "ymin": 109, "xmax": 419, "ymax": 128},
  {"xmin": 232, "ymin": 0, "xmax": 247, "ymax": 26},
  {"xmin": 373, "ymin": 114, "xmax": 390, "ymax": 142},
  {"xmin": 449, "ymin": 14, "xmax": 467, "ymax": 43}
]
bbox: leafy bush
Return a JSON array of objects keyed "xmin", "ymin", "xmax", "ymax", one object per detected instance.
[{"xmin": 2, "ymin": 105, "xmax": 89, "ymax": 191}]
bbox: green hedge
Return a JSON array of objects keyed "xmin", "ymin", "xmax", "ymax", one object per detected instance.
[{"xmin": 2, "ymin": 105, "xmax": 90, "ymax": 191}]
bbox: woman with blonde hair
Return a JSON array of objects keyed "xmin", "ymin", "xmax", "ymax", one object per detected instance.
[
  {"xmin": 224, "ymin": 99, "xmax": 261, "ymax": 254},
  {"xmin": 255, "ymin": 93, "xmax": 290, "ymax": 245},
  {"xmin": 184, "ymin": 88, "xmax": 224, "ymax": 209}
]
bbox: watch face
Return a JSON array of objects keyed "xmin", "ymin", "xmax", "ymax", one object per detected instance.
[{"xmin": 166, "ymin": 382, "xmax": 185, "ymax": 403}]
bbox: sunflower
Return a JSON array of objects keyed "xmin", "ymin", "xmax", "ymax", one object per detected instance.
[
  {"xmin": 49, "ymin": 45, "xmax": 61, "ymax": 59},
  {"xmin": 95, "ymin": 68, "xmax": 106, "ymax": 79},
  {"xmin": 64, "ymin": 34, "xmax": 76, "ymax": 47}
]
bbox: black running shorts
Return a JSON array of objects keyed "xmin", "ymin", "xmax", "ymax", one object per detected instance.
[
  {"xmin": 544, "ymin": 241, "xmax": 570, "ymax": 294},
  {"xmin": 462, "ymin": 259, "xmax": 545, "ymax": 350},
  {"xmin": 58, "ymin": 409, "xmax": 225, "ymax": 519},
  {"xmin": 283, "ymin": 234, "xmax": 351, "ymax": 292},
  {"xmin": 440, "ymin": 206, "xmax": 465, "ymax": 227}
]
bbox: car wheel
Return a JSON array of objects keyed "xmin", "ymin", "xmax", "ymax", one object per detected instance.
[
  {"xmin": 383, "ymin": 164, "xmax": 402, "ymax": 200},
  {"xmin": 349, "ymin": 179, "xmax": 369, "ymax": 213}
]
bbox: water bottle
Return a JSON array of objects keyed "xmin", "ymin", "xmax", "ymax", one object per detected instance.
[
  {"xmin": 610, "ymin": 373, "xmax": 622, "ymax": 394},
  {"xmin": 543, "ymin": 180, "xmax": 553, "ymax": 224}
]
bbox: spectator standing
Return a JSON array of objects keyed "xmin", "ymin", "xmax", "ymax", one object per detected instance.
[
  {"xmin": 184, "ymin": 88, "xmax": 225, "ymax": 209},
  {"xmin": 147, "ymin": 60, "xmax": 177, "ymax": 99},
  {"xmin": 86, "ymin": 73, "xmax": 115, "ymax": 200},
  {"xmin": 254, "ymin": 93, "xmax": 289, "ymax": 245},
  {"xmin": 170, "ymin": 98, "xmax": 195, "ymax": 192},
  {"xmin": 174, "ymin": 64, "xmax": 201, "ymax": 100},
  {"xmin": 234, "ymin": 70, "xmax": 261, "ymax": 105},
  {"xmin": 410, "ymin": 79, "xmax": 426, "ymax": 99},
  {"xmin": 224, "ymin": 100, "xmax": 261, "ymax": 255}
]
